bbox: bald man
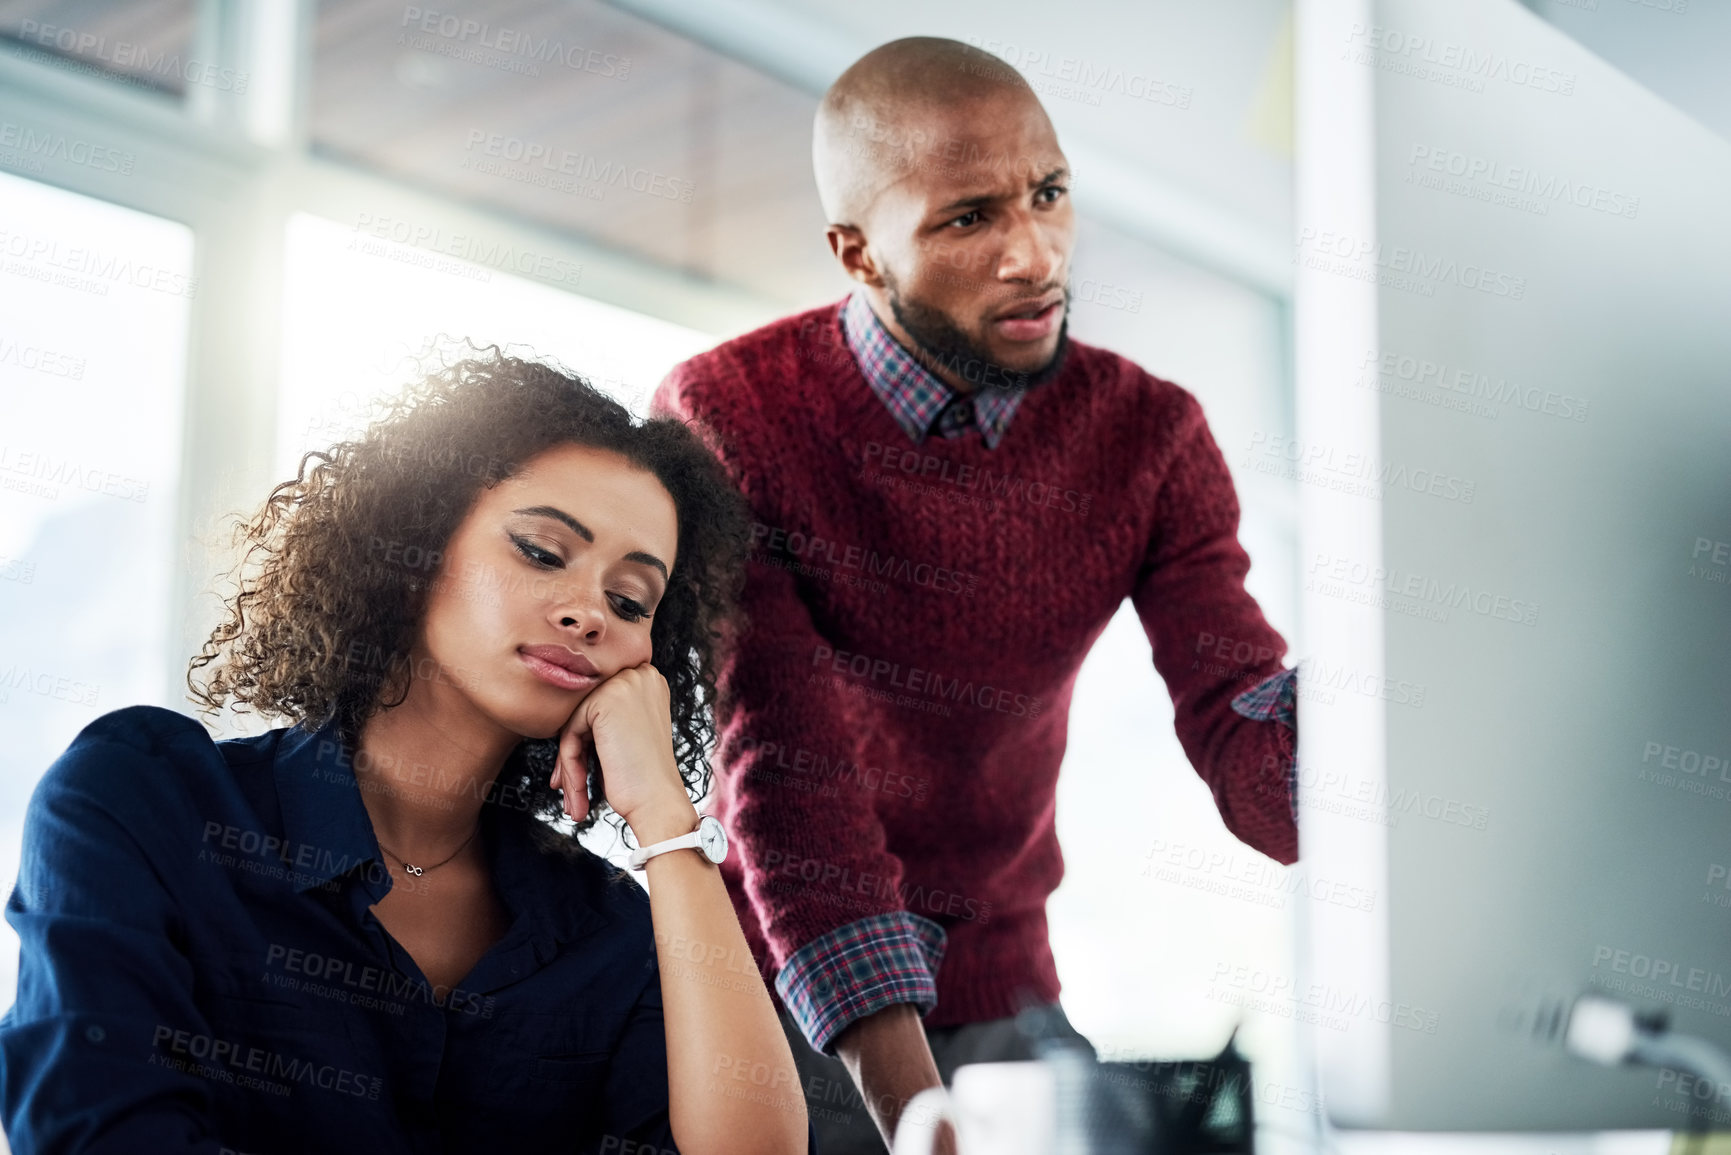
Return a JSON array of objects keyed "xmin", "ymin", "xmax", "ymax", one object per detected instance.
[{"xmin": 652, "ymin": 37, "xmax": 1299, "ymax": 1155}]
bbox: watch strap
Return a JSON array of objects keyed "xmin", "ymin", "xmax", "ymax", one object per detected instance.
[{"xmin": 627, "ymin": 827, "xmax": 702, "ymax": 870}]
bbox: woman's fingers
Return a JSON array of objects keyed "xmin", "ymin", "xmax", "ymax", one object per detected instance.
[
  {"xmin": 557, "ymin": 704, "xmax": 588, "ymax": 781},
  {"xmin": 549, "ymin": 669, "xmax": 683, "ymax": 826},
  {"xmin": 554, "ymin": 708, "xmax": 595, "ymax": 823},
  {"xmin": 566, "ymin": 737, "xmax": 591, "ymax": 825}
]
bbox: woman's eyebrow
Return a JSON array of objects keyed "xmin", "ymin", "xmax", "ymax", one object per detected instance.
[
  {"xmin": 625, "ymin": 550, "xmax": 670, "ymax": 582},
  {"xmin": 512, "ymin": 505, "xmax": 669, "ymax": 581},
  {"xmin": 513, "ymin": 504, "xmax": 590, "ymax": 540}
]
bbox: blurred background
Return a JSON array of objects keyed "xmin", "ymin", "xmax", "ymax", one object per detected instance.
[{"xmin": 0, "ymin": 2, "xmax": 1725, "ymax": 1153}]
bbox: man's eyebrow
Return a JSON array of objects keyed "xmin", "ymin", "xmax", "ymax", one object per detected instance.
[
  {"xmin": 512, "ymin": 506, "xmax": 669, "ymax": 581},
  {"xmin": 933, "ymin": 167, "xmax": 1070, "ymax": 214},
  {"xmin": 934, "ymin": 191, "xmax": 998, "ymax": 214}
]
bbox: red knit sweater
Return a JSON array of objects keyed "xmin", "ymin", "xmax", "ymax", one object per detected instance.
[{"xmin": 653, "ymin": 300, "xmax": 1296, "ymax": 1030}]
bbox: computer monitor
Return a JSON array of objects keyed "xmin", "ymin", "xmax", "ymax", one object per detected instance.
[{"xmin": 1293, "ymin": 0, "xmax": 1731, "ymax": 1131}]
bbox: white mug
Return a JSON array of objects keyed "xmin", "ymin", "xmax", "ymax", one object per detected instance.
[{"xmin": 890, "ymin": 1061, "xmax": 1058, "ymax": 1155}]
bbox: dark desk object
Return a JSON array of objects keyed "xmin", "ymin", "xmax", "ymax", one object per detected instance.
[{"xmin": 1021, "ymin": 1009, "xmax": 1257, "ymax": 1154}]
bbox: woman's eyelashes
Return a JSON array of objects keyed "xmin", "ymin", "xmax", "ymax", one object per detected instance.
[
  {"xmin": 510, "ymin": 533, "xmax": 654, "ymax": 623},
  {"xmin": 511, "ymin": 534, "xmax": 561, "ymax": 569},
  {"xmin": 611, "ymin": 595, "xmax": 649, "ymax": 623}
]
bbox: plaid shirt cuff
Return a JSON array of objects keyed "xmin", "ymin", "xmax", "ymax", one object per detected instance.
[
  {"xmin": 774, "ymin": 911, "xmax": 947, "ymax": 1055},
  {"xmin": 1231, "ymin": 666, "xmax": 1296, "ymax": 729},
  {"xmin": 1232, "ymin": 667, "xmax": 1299, "ymax": 824}
]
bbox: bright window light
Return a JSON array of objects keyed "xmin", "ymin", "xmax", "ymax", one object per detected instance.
[
  {"xmin": 276, "ymin": 212, "xmax": 717, "ymax": 480},
  {"xmin": 0, "ymin": 170, "xmax": 194, "ymax": 1013}
]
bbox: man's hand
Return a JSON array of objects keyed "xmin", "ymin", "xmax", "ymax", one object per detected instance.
[{"xmin": 833, "ymin": 1004, "xmax": 957, "ymax": 1155}]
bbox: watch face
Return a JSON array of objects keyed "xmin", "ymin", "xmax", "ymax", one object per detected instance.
[{"xmin": 697, "ymin": 815, "xmax": 728, "ymax": 864}]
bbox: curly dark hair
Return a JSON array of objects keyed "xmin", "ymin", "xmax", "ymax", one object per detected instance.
[{"xmin": 189, "ymin": 344, "xmax": 749, "ymax": 856}]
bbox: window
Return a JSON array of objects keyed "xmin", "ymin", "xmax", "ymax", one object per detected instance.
[
  {"xmin": 0, "ymin": 0, "xmax": 200, "ymax": 99},
  {"xmin": 0, "ymin": 169, "xmax": 194, "ymax": 1010},
  {"xmin": 277, "ymin": 212, "xmax": 717, "ymax": 477}
]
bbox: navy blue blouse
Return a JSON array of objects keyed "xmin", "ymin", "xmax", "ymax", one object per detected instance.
[{"xmin": 0, "ymin": 705, "xmax": 703, "ymax": 1154}]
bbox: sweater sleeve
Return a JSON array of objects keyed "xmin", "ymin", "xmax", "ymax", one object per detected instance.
[
  {"xmin": 1131, "ymin": 402, "xmax": 1300, "ymax": 865},
  {"xmin": 652, "ymin": 365, "xmax": 946, "ymax": 1056}
]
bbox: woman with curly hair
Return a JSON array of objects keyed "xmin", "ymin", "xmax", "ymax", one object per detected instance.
[{"xmin": 0, "ymin": 348, "xmax": 812, "ymax": 1155}]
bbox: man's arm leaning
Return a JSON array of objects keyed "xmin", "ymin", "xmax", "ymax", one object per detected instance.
[{"xmin": 1131, "ymin": 400, "xmax": 1300, "ymax": 864}]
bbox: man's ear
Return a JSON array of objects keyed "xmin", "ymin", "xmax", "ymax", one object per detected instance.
[{"xmin": 825, "ymin": 224, "xmax": 881, "ymax": 287}]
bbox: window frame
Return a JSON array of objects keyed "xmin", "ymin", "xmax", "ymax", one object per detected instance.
[{"xmin": 0, "ymin": 0, "xmax": 780, "ymax": 698}]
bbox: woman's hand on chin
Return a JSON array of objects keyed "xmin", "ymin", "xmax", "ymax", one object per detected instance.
[{"xmin": 551, "ymin": 662, "xmax": 695, "ymax": 838}]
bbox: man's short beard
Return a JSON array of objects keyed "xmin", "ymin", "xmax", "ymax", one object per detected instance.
[{"xmin": 882, "ymin": 275, "xmax": 1069, "ymax": 393}]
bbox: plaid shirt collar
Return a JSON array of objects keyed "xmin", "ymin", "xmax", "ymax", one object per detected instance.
[{"xmin": 840, "ymin": 291, "xmax": 1026, "ymax": 449}]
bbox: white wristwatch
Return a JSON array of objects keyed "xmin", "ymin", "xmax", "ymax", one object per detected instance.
[{"xmin": 627, "ymin": 814, "xmax": 729, "ymax": 870}]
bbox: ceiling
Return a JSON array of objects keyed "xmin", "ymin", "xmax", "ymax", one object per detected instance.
[
  {"xmin": 311, "ymin": 0, "xmax": 835, "ymax": 305},
  {"xmin": 306, "ymin": 0, "xmax": 1300, "ymax": 307},
  {"xmin": 678, "ymin": 0, "xmax": 1297, "ymax": 250},
  {"xmin": 0, "ymin": 0, "xmax": 194, "ymax": 94},
  {"xmin": 2, "ymin": 0, "xmax": 1299, "ymax": 306},
  {"xmin": 600, "ymin": 0, "xmax": 1296, "ymax": 294},
  {"xmin": 1521, "ymin": 0, "xmax": 1731, "ymax": 147},
  {"xmin": 8, "ymin": 0, "xmax": 1729, "ymax": 310}
]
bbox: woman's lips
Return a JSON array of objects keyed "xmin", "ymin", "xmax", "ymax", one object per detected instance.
[
  {"xmin": 992, "ymin": 299, "xmax": 1063, "ymax": 342},
  {"xmin": 518, "ymin": 647, "xmax": 600, "ymax": 692}
]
